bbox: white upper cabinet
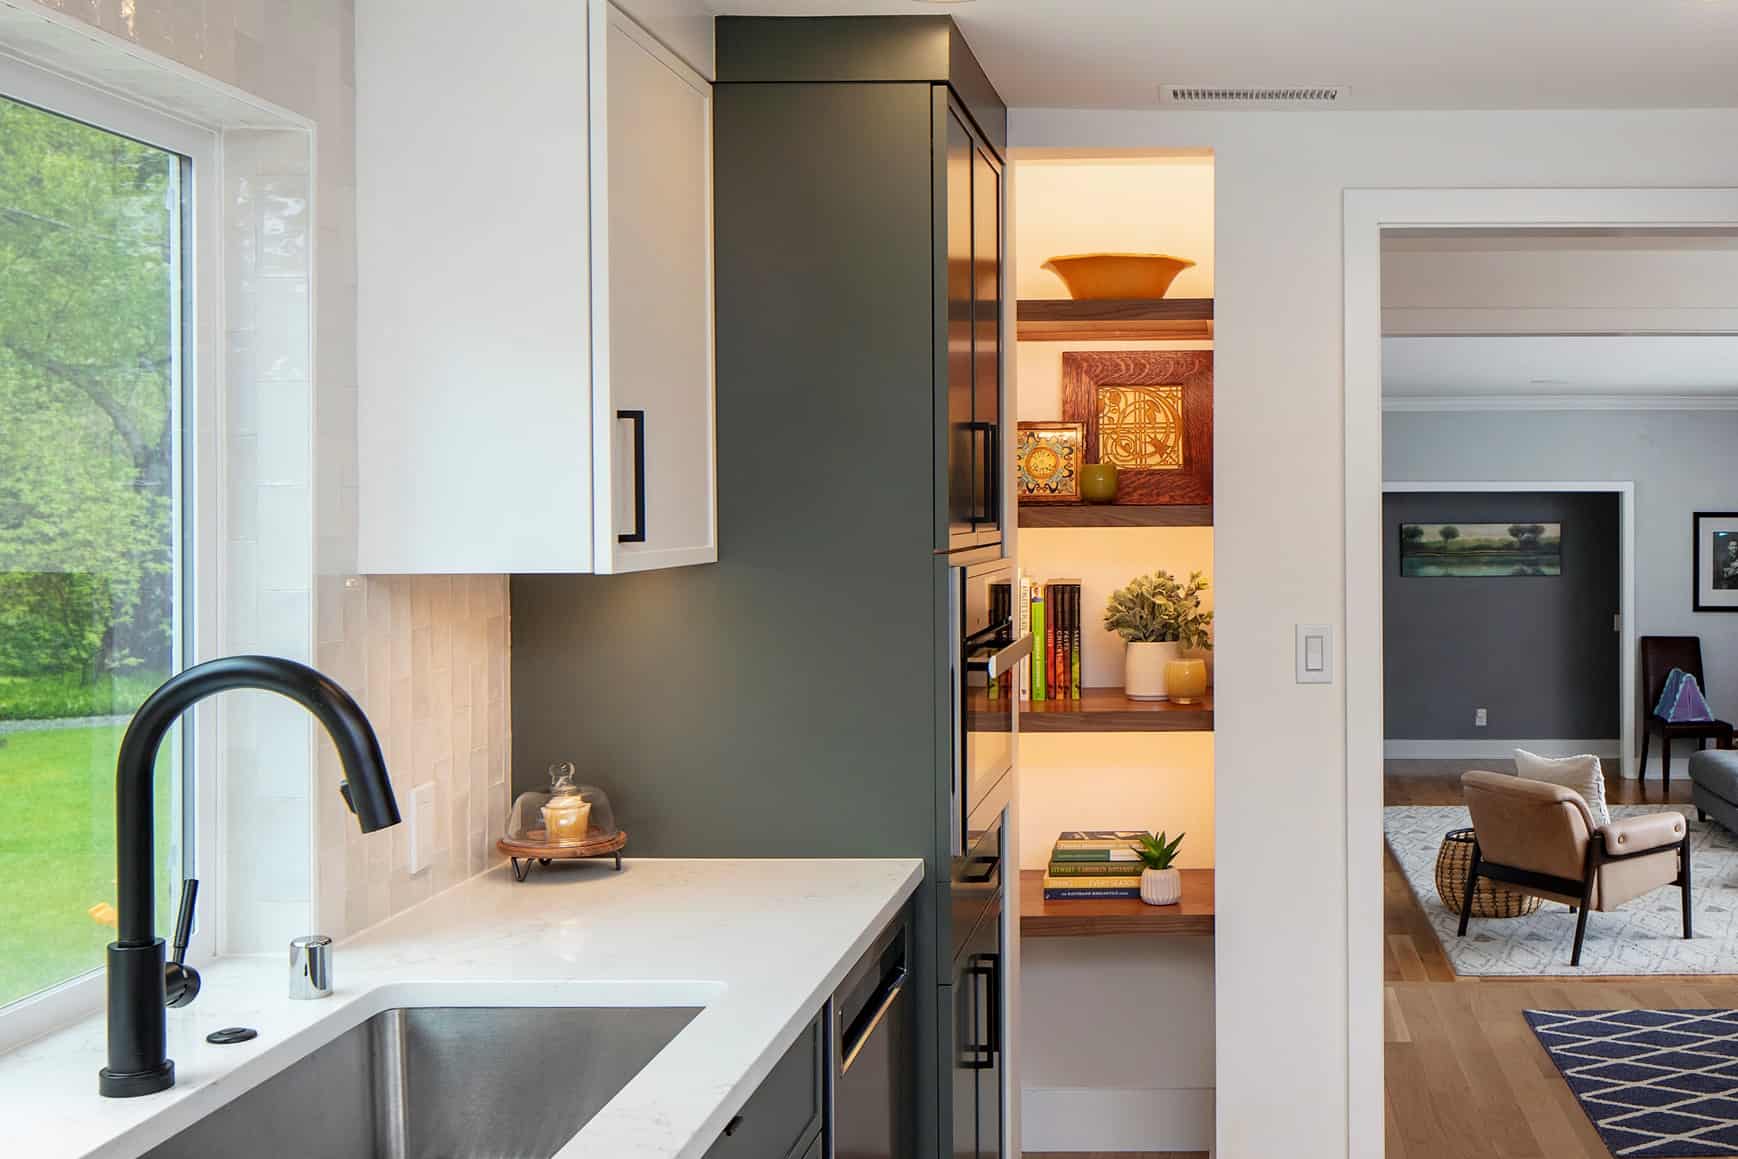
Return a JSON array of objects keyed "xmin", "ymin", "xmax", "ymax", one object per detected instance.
[{"xmin": 356, "ymin": 0, "xmax": 717, "ymax": 575}]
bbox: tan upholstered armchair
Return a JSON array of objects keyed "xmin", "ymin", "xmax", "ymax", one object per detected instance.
[{"xmin": 1458, "ymin": 770, "xmax": 1692, "ymax": 966}]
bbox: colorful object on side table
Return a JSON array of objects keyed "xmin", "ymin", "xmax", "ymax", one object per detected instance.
[
  {"xmin": 1080, "ymin": 462, "xmax": 1119, "ymax": 503},
  {"xmin": 1163, "ymin": 659, "xmax": 1208, "ymax": 704},
  {"xmin": 1657, "ymin": 667, "xmax": 1716, "ymax": 723},
  {"xmin": 1016, "ymin": 422, "xmax": 1085, "ymax": 502},
  {"xmin": 1041, "ymin": 252, "xmax": 1195, "ymax": 300}
]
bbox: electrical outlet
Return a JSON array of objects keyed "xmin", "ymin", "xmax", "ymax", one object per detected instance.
[
  {"xmin": 1474, "ymin": 708, "xmax": 1488, "ymax": 728},
  {"xmin": 409, "ymin": 783, "xmax": 436, "ymax": 874}
]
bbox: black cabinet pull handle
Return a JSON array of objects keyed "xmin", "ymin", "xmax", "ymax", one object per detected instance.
[
  {"xmin": 983, "ymin": 950, "xmax": 1001, "ymax": 1058},
  {"xmin": 966, "ymin": 421, "xmax": 998, "ymax": 528},
  {"xmin": 979, "ymin": 422, "xmax": 998, "ymax": 527},
  {"xmin": 722, "ymin": 1114, "xmax": 744, "ymax": 1137},
  {"xmin": 964, "ymin": 953, "xmax": 998, "ymax": 1069},
  {"xmin": 617, "ymin": 409, "xmax": 646, "ymax": 544}
]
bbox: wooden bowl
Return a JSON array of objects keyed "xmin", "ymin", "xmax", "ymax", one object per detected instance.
[{"xmin": 1041, "ymin": 253, "xmax": 1196, "ymax": 300}]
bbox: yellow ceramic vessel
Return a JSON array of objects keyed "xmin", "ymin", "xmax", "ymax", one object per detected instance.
[
  {"xmin": 1163, "ymin": 659, "xmax": 1209, "ymax": 704},
  {"xmin": 1041, "ymin": 253, "xmax": 1196, "ymax": 300}
]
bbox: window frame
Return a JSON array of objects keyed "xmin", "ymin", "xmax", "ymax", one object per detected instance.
[{"xmin": 0, "ymin": 52, "xmax": 221, "ymax": 1051}]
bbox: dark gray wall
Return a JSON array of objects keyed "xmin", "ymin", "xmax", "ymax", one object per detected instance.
[
  {"xmin": 511, "ymin": 81, "xmax": 942, "ymax": 858},
  {"xmin": 1385, "ymin": 410, "xmax": 1738, "ymax": 747},
  {"xmin": 1383, "ymin": 490, "xmax": 1620, "ymax": 740}
]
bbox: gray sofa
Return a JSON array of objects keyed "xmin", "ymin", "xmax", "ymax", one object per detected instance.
[{"xmin": 1690, "ymin": 749, "xmax": 1738, "ymax": 835}]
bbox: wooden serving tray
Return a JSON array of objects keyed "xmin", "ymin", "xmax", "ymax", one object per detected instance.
[{"xmin": 497, "ymin": 829, "xmax": 627, "ymax": 881}]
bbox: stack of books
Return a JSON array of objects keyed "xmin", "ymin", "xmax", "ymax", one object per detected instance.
[
  {"xmin": 1041, "ymin": 829, "xmax": 1150, "ymax": 899},
  {"xmin": 1019, "ymin": 577, "xmax": 1082, "ymax": 702}
]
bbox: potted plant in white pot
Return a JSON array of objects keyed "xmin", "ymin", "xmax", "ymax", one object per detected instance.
[
  {"xmin": 1102, "ymin": 570, "xmax": 1213, "ymax": 700},
  {"xmin": 1132, "ymin": 831, "xmax": 1186, "ymax": 906}
]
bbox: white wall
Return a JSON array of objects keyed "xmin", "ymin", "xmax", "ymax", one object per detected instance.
[
  {"xmin": 1011, "ymin": 104, "xmax": 1738, "ymax": 1159},
  {"xmin": 1383, "ymin": 239, "xmax": 1738, "ymax": 334},
  {"xmin": 1016, "ymin": 155, "xmax": 1215, "ymax": 299},
  {"xmin": 1021, "ymin": 935, "xmax": 1215, "ymax": 1154}
]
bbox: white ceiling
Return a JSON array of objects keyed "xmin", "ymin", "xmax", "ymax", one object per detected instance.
[
  {"xmin": 1383, "ymin": 335, "xmax": 1738, "ymax": 404},
  {"xmin": 713, "ymin": 1, "xmax": 1738, "ymax": 111}
]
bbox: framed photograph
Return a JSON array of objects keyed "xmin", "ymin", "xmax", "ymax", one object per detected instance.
[
  {"xmin": 1015, "ymin": 422, "xmax": 1085, "ymax": 502},
  {"xmin": 1061, "ymin": 351, "xmax": 1212, "ymax": 505},
  {"xmin": 1398, "ymin": 521, "xmax": 1562, "ymax": 577},
  {"xmin": 1694, "ymin": 512, "xmax": 1738, "ymax": 611}
]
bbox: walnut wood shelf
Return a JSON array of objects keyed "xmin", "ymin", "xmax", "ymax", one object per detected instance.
[
  {"xmin": 1016, "ymin": 298, "xmax": 1214, "ymax": 342},
  {"xmin": 1019, "ymin": 503, "xmax": 1212, "ymax": 528},
  {"xmin": 974, "ymin": 688, "xmax": 1213, "ymax": 733},
  {"xmin": 1020, "ymin": 868, "xmax": 1215, "ymax": 937}
]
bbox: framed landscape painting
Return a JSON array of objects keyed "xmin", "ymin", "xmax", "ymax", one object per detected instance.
[
  {"xmin": 1399, "ymin": 522, "xmax": 1563, "ymax": 577},
  {"xmin": 1693, "ymin": 512, "xmax": 1738, "ymax": 611}
]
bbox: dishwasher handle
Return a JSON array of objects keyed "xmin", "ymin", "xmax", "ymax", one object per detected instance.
[{"xmin": 839, "ymin": 966, "xmax": 906, "ymax": 1076}]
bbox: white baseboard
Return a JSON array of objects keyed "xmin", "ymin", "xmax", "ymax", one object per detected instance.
[
  {"xmin": 1385, "ymin": 739, "xmax": 1620, "ymax": 760},
  {"xmin": 1021, "ymin": 1085, "xmax": 1215, "ymax": 1153}
]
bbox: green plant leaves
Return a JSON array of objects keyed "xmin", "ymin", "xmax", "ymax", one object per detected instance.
[
  {"xmin": 1102, "ymin": 570, "xmax": 1213, "ymax": 649},
  {"xmin": 1129, "ymin": 829, "xmax": 1186, "ymax": 870}
]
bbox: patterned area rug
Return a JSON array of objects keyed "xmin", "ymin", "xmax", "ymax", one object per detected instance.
[
  {"xmin": 1527, "ymin": 1009, "xmax": 1738, "ymax": 1156},
  {"xmin": 1385, "ymin": 805, "xmax": 1738, "ymax": 975}
]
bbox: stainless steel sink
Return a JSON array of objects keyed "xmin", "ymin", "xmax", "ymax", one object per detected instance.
[{"xmin": 143, "ymin": 1006, "xmax": 700, "ymax": 1159}]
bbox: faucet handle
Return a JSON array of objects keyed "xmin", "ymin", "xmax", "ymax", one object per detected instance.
[
  {"xmin": 164, "ymin": 879, "xmax": 201, "ymax": 1009},
  {"xmin": 170, "ymin": 878, "xmax": 198, "ymax": 965}
]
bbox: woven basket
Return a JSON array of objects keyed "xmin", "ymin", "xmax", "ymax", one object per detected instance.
[{"xmin": 1433, "ymin": 828, "xmax": 1543, "ymax": 919}]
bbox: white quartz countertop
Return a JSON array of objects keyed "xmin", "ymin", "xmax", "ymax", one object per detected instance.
[{"xmin": 0, "ymin": 857, "xmax": 924, "ymax": 1159}]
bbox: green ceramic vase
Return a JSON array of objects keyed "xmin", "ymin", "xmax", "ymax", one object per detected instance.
[{"xmin": 1080, "ymin": 463, "xmax": 1118, "ymax": 504}]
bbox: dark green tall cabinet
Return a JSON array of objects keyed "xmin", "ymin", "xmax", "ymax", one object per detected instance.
[{"xmin": 509, "ymin": 17, "xmax": 1006, "ymax": 1159}]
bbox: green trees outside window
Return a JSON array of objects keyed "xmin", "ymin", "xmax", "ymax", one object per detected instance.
[{"xmin": 1, "ymin": 93, "xmax": 183, "ymax": 1006}]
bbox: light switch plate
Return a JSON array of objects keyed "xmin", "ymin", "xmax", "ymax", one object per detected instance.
[
  {"xmin": 1296, "ymin": 624, "xmax": 1333, "ymax": 684},
  {"xmin": 409, "ymin": 783, "xmax": 436, "ymax": 874}
]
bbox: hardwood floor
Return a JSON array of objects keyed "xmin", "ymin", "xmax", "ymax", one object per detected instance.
[{"xmin": 1382, "ymin": 760, "xmax": 1734, "ymax": 1158}]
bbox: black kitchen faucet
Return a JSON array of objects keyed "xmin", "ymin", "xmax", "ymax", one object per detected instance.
[{"xmin": 99, "ymin": 656, "xmax": 400, "ymax": 1098}]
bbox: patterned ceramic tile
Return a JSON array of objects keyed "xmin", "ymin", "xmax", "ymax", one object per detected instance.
[{"xmin": 1097, "ymin": 383, "xmax": 1185, "ymax": 470}]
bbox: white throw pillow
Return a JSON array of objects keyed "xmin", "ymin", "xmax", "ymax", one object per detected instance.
[{"xmin": 1513, "ymin": 749, "xmax": 1611, "ymax": 827}]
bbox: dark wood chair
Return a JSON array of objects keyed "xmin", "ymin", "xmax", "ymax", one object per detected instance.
[{"xmin": 1640, "ymin": 635, "xmax": 1733, "ymax": 788}]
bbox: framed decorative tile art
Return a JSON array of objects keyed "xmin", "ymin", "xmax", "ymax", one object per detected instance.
[
  {"xmin": 1061, "ymin": 351, "xmax": 1213, "ymax": 505},
  {"xmin": 1015, "ymin": 421, "xmax": 1085, "ymax": 502}
]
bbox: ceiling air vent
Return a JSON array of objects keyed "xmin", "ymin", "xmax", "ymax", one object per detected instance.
[{"xmin": 1160, "ymin": 84, "xmax": 1348, "ymax": 107}]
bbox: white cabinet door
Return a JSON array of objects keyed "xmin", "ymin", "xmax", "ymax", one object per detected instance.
[
  {"xmin": 589, "ymin": 2, "xmax": 718, "ymax": 572},
  {"xmin": 357, "ymin": 0, "xmax": 714, "ymax": 575},
  {"xmin": 357, "ymin": 0, "xmax": 593, "ymax": 575}
]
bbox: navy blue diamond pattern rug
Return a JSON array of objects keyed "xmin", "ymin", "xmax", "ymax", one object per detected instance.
[{"xmin": 1528, "ymin": 1009, "xmax": 1738, "ymax": 1156}]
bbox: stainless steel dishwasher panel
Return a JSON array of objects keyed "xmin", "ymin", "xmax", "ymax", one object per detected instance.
[{"xmin": 829, "ymin": 914, "xmax": 913, "ymax": 1159}]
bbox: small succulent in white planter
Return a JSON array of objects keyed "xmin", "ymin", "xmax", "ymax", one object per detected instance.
[
  {"xmin": 1103, "ymin": 571, "xmax": 1213, "ymax": 700},
  {"xmin": 1131, "ymin": 831, "xmax": 1186, "ymax": 906}
]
